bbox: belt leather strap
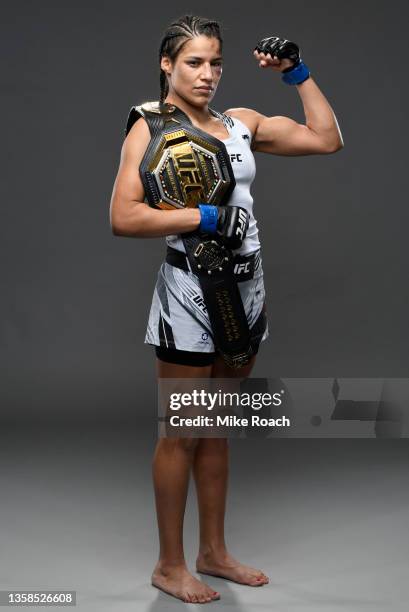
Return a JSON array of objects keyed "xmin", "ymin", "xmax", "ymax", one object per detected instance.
[{"xmin": 182, "ymin": 233, "xmax": 252, "ymax": 368}]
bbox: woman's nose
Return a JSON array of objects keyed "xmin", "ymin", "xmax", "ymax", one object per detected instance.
[{"xmin": 200, "ymin": 63, "xmax": 213, "ymax": 79}]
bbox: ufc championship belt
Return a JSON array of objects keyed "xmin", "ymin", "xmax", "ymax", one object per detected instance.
[{"xmin": 125, "ymin": 101, "xmax": 253, "ymax": 368}]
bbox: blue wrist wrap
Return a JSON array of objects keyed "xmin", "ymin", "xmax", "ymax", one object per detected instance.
[
  {"xmin": 281, "ymin": 60, "xmax": 310, "ymax": 85},
  {"xmin": 198, "ymin": 204, "xmax": 218, "ymax": 233}
]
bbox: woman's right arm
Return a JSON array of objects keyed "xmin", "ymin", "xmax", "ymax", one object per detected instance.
[{"xmin": 109, "ymin": 118, "xmax": 201, "ymax": 237}]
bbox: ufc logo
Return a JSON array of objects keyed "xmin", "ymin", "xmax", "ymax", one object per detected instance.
[
  {"xmin": 173, "ymin": 151, "xmax": 202, "ymax": 196},
  {"xmin": 193, "ymin": 294, "xmax": 207, "ymax": 312},
  {"xmin": 234, "ymin": 262, "xmax": 250, "ymax": 274},
  {"xmin": 230, "ymin": 153, "xmax": 243, "ymax": 163},
  {"xmin": 235, "ymin": 208, "xmax": 248, "ymax": 239}
]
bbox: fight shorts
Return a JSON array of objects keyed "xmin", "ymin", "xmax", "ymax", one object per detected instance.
[{"xmin": 145, "ymin": 247, "xmax": 269, "ymax": 362}]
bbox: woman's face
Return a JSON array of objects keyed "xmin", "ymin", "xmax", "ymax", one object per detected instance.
[{"xmin": 161, "ymin": 35, "xmax": 223, "ymax": 106}]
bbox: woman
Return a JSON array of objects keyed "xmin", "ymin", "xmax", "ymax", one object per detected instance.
[{"xmin": 110, "ymin": 15, "xmax": 343, "ymax": 605}]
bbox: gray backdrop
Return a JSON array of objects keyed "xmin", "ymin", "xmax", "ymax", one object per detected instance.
[
  {"xmin": 1, "ymin": 2, "xmax": 408, "ymax": 611},
  {"xmin": 2, "ymin": 0, "xmax": 409, "ymax": 421}
]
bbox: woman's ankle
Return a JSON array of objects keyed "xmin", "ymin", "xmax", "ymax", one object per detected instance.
[
  {"xmin": 154, "ymin": 558, "xmax": 188, "ymax": 572},
  {"xmin": 197, "ymin": 544, "xmax": 228, "ymax": 559}
]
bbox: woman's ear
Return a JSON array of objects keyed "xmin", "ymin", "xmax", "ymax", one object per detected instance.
[{"xmin": 160, "ymin": 56, "xmax": 172, "ymax": 75}]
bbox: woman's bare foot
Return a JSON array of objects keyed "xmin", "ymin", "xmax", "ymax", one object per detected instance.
[
  {"xmin": 196, "ymin": 550, "xmax": 269, "ymax": 586},
  {"xmin": 152, "ymin": 561, "xmax": 220, "ymax": 603}
]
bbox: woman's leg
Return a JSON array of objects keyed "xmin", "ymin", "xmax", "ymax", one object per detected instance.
[
  {"xmin": 193, "ymin": 354, "xmax": 269, "ymax": 586},
  {"xmin": 151, "ymin": 358, "xmax": 220, "ymax": 604}
]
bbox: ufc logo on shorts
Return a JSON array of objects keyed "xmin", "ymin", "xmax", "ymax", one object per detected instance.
[
  {"xmin": 235, "ymin": 208, "xmax": 248, "ymax": 239},
  {"xmin": 234, "ymin": 261, "xmax": 250, "ymax": 274},
  {"xmin": 230, "ymin": 153, "xmax": 243, "ymax": 163},
  {"xmin": 193, "ymin": 294, "xmax": 207, "ymax": 312}
]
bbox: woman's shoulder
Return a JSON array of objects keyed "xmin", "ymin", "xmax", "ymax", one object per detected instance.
[{"xmin": 223, "ymin": 107, "xmax": 263, "ymax": 139}]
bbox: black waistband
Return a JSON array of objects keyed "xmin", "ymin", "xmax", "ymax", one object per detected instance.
[{"xmin": 166, "ymin": 246, "xmax": 259, "ymax": 281}]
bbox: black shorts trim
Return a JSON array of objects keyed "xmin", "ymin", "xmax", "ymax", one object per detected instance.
[
  {"xmin": 154, "ymin": 339, "xmax": 261, "ymax": 367},
  {"xmin": 155, "ymin": 346, "xmax": 216, "ymax": 366}
]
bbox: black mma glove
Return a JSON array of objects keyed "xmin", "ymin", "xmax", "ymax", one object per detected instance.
[
  {"xmin": 198, "ymin": 204, "xmax": 250, "ymax": 250},
  {"xmin": 254, "ymin": 35, "xmax": 301, "ymax": 68},
  {"xmin": 254, "ymin": 35, "xmax": 310, "ymax": 84},
  {"xmin": 217, "ymin": 205, "xmax": 250, "ymax": 250}
]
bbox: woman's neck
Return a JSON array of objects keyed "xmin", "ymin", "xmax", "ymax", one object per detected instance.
[{"xmin": 164, "ymin": 94, "xmax": 212, "ymax": 125}]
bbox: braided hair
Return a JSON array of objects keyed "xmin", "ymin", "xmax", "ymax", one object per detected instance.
[{"xmin": 159, "ymin": 15, "xmax": 223, "ymax": 103}]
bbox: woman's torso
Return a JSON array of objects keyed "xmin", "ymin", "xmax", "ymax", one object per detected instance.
[{"xmin": 166, "ymin": 110, "xmax": 260, "ymax": 256}]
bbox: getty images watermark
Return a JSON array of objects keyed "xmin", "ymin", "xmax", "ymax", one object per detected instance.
[
  {"xmin": 157, "ymin": 378, "xmax": 409, "ymax": 438},
  {"xmin": 168, "ymin": 386, "xmax": 289, "ymax": 429}
]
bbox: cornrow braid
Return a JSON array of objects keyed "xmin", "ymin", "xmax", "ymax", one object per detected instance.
[{"xmin": 158, "ymin": 15, "xmax": 223, "ymax": 103}]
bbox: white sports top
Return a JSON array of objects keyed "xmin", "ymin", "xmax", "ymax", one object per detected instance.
[{"xmin": 166, "ymin": 111, "xmax": 260, "ymax": 256}]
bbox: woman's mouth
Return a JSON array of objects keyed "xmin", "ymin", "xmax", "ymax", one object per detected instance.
[{"xmin": 195, "ymin": 86, "xmax": 213, "ymax": 93}]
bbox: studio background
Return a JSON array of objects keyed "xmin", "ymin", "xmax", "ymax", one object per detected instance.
[{"xmin": 1, "ymin": 1, "xmax": 408, "ymax": 611}]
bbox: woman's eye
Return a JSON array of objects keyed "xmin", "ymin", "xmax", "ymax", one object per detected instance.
[{"xmin": 187, "ymin": 61, "xmax": 222, "ymax": 67}]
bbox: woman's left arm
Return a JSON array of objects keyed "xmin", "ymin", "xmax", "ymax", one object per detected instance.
[{"xmin": 226, "ymin": 49, "xmax": 344, "ymax": 156}]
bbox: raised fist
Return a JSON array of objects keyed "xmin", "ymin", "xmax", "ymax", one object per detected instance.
[{"xmin": 254, "ymin": 36, "xmax": 301, "ymax": 72}]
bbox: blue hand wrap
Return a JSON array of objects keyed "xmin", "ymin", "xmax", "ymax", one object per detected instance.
[
  {"xmin": 281, "ymin": 60, "xmax": 310, "ymax": 85},
  {"xmin": 198, "ymin": 204, "xmax": 218, "ymax": 234}
]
